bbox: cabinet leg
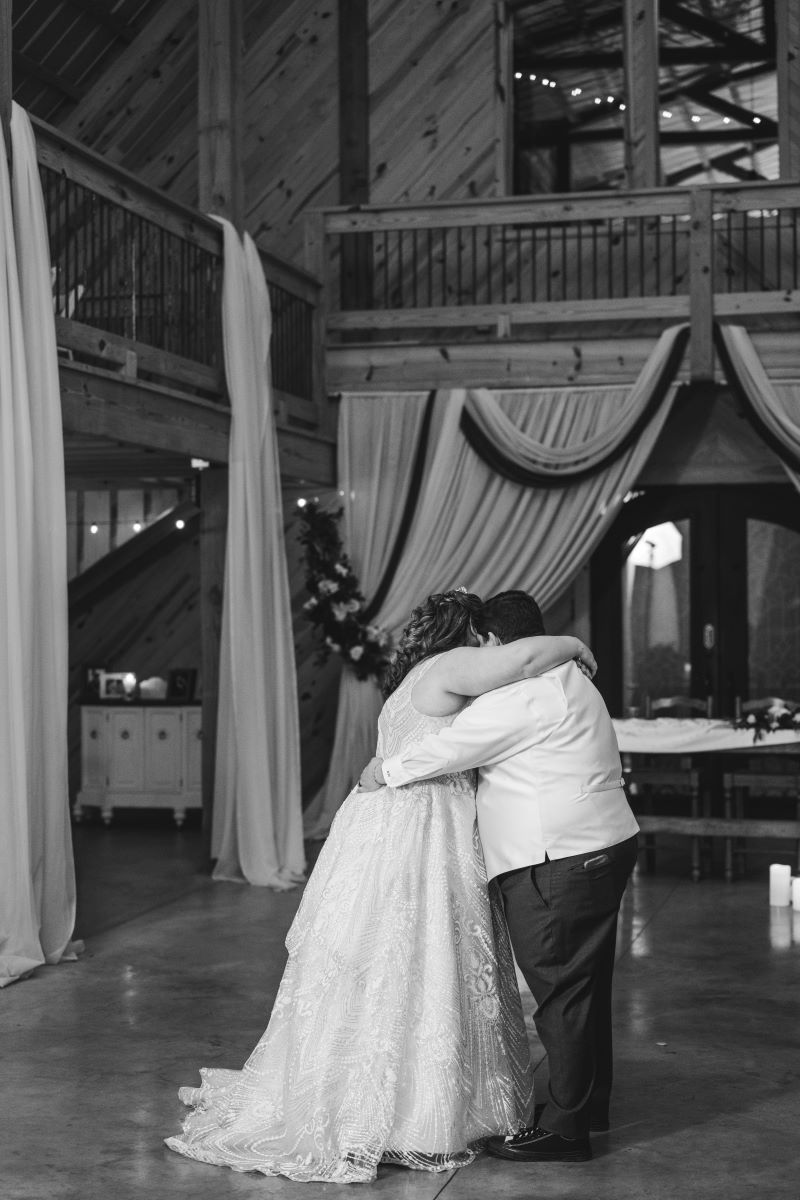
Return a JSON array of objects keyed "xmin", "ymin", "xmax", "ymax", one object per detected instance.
[
  {"xmin": 101, "ymin": 808, "xmax": 113, "ymax": 826},
  {"xmin": 173, "ymin": 808, "xmax": 186, "ymax": 828}
]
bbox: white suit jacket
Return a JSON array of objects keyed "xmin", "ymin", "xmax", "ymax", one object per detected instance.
[{"xmin": 382, "ymin": 660, "xmax": 639, "ymax": 881}]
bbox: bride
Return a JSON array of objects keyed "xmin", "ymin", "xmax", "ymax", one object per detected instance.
[{"xmin": 166, "ymin": 589, "xmax": 596, "ymax": 1183}]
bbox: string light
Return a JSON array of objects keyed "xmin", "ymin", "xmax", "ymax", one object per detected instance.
[
  {"xmin": 753, "ymin": 116, "xmax": 761, "ymax": 124},
  {"xmin": 511, "ymin": 71, "xmax": 726, "ymax": 129},
  {"xmin": 297, "ymin": 498, "xmax": 307, "ymax": 508},
  {"xmin": 90, "ymin": 524, "xmax": 98, "ymax": 534},
  {"xmin": 132, "ymin": 522, "xmax": 142, "ymax": 533},
  {"xmin": 175, "ymin": 519, "xmax": 185, "ymax": 530}
]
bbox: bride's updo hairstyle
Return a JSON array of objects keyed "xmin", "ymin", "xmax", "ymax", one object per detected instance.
[{"xmin": 383, "ymin": 589, "xmax": 484, "ymax": 696}]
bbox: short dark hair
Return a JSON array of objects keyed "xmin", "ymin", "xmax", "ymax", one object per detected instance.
[{"xmin": 482, "ymin": 590, "xmax": 545, "ymax": 643}]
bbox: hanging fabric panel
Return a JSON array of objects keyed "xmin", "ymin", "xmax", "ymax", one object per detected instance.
[
  {"xmin": 305, "ymin": 328, "xmax": 686, "ymax": 837},
  {"xmin": 0, "ymin": 105, "xmax": 76, "ymax": 986},
  {"xmin": 211, "ymin": 223, "xmax": 305, "ymax": 888}
]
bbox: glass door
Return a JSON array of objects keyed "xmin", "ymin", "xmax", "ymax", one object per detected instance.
[{"xmin": 591, "ymin": 485, "xmax": 800, "ymax": 716}]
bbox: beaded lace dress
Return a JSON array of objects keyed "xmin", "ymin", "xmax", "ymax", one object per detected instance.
[{"xmin": 165, "ymin": 654, "xmax": 534, "ymax": 1183}]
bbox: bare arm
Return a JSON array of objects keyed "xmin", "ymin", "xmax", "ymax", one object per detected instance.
[{"xmin": 411, "ymin": 634, "xmax": 594, "ymax": 716}]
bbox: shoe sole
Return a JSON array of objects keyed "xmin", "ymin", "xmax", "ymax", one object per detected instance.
[{"xmin": 487, "ymin": 1145, "xmax": 592, "ymax": 1163}]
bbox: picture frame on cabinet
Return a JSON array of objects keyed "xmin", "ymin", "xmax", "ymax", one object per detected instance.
[
  {"xmin": 98, "ymin": 672, "xmax": 128, "ymax": 700},
  {"xmin": 167, "ymin": 668, "xmax": 197, "ymax": 702}
]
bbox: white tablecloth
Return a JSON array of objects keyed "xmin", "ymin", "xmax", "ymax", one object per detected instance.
[{"xmin": 612, "ymin": 718, "xmax": 800, "ymax": 755}]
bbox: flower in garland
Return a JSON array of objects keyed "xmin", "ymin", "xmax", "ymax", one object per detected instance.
[
  {"xmin": 298, "ymin": 501, "xmax": 391, "ymax": 682},
  {"xmin": 733, "ymin": 700, "xmax": 800, "ymax": 742}
]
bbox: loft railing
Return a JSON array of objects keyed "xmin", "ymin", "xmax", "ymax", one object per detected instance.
[
  {"xmin": 34, "ymin": 118, "xmax": 321, "ymax": 407},
  {"xmin": 307, "ymin": 183, "xmax": 800, "ymax": 342}
]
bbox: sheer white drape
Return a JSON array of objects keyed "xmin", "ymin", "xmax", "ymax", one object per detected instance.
[
  {"xmin": 0, "ymin": 105, "xmax": 76, "ymax": 986},
  {"xmin": 302, "ymin": 394, "xmax": 431, "ymax": 836},
  {"xmin": 717, "ymin": 324, "xmax": 800, "ymax": 494},
  {"xmin": 211, "ymin": 222, "xmax": 305, "ymax": 888},
  {"xmin": 305, "ymin": 331, "xmax": 684, "ymax": 837}
]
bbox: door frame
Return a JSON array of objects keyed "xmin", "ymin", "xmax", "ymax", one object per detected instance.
[{"xmin": 590, "ymin": 484, "xmax": 800, "ymax": 717}]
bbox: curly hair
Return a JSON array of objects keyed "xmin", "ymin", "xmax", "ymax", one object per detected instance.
[{"xmin": 382, "ymin": 589, "xmax": 484, "ymax": 696}]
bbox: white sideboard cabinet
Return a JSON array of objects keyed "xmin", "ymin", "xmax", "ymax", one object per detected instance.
[{"xmin": 75, "ymin": 705, "xmax": 202, "ymax": 827}]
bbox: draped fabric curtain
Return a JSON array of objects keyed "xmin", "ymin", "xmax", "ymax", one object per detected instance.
[
  {"xmin": 210, "ymin": 223, "xmax": 305, "ymax": 888},
  {"xmin": 304, "ymin": 328, "xmax": 686, "ymax": 838},
  {"xmin": 0, "ymin": 105, "xmax": 76, "ymax": 985},
  {"xmin": 302, "ymin": 394, "xmax": 433, "ymax": 836},
  {"xmin": 716, "ymin": 323, "xmax": 800, "ymax": 493}
]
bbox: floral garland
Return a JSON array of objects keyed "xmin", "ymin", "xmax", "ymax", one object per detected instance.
[
  {"xmin": 297, "ymin": 501, "xmax": 391, "ymax": 682},
  {"xmin": 733, "ymin": 701, "xmax": 800, "ymax": 743}
]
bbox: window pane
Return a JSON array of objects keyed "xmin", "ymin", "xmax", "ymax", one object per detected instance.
[
  {"xmin": 747, "ymin": 519, "xmax": 800, "ymax": 702},
  {"xmin": 622, "ymin": 520, "xmax": 691, "ymax": 714}
]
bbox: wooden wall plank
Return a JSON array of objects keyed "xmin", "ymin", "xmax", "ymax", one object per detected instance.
[
  {"xmin": 776, "ymin": 0, "xmax": 800, "ymax": 180},
  {"xmin": 622, "ymin": 0, "xmax": 660, "ymax": 188},
  {"xmin": 198, "ymin": 0, "xmax": 244, "ymax": 228}
]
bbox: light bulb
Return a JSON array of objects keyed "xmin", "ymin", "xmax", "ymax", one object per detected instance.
[
  {"xmin": 297, "ymin": 498, "xmax": 307, "ymax": 508},
  {"xmin": 90, "ymin": 524, "xmax": 98, "ymax": 535},
  {"xmin": 753, "ymin": 116, "xmax": 761, "ymax": 125},
  {"xmin": 132, "ymin": 522, "xmax": 142, "ymax": 532},
  {"xmin": 175, "ymin": 519, "xmax": 185, "ymax": 530}
]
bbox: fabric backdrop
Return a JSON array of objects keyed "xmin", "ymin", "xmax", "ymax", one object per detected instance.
[
  {"xmin": 0, "ymin": 105, "xmax": 77, "ymax": 985},
  {"xmin": 210, "ymin": 223, "xmax": 305, "ymax": 888},
  {"xmin": 716, "ymin": 323, "xmax": 800, "ymax": 494},
  {"xmin": 303, "ymin": 326, "xmax": 687, "ymax": 838}
]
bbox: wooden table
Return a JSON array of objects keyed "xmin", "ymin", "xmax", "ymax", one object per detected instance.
[{"xmin": 612, "ymin": 719, "xmax": 800, "ymax": 880}]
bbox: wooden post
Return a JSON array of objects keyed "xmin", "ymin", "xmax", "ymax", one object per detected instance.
[
  {"xmin": 689, "ymin": 187, "xmax": 714, "ymax": 381},
  {"xmin": 622, "ymin": 0, "xmax": 660, "ymax": 189},
  {"xmin": 0, "ymin": 0, "xmax": 12, "ymax": 156},
  {"xmin": 493, "ymin": 0, "xmax": 514, "ymax": 196},
  {"xmin": 198, "ymin": 467, "xmax": 227, "ymax": 856},
  {"xmin": 776, "ymin": 0, "xmax": 800, "ymax": 179},
  {"xmin": 198, "ymin": 0, "xmax": 244, "ymax": 230},
  {"xmin": 338, "ymin": 0, "xmax": 371, "ymax": 309}
]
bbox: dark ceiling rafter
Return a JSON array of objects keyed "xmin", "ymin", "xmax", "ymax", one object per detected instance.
[
  {"xmin": 660, "ymin": 0, "xmax": 769, "ymax": 58},
  {"xmin": 679, "ymin": 82, "xmax": 776, "ymax": 132},
  {"xmin": 519, "ymin": 126, "xmax": 775, "ymax": 147},
  {"xmin": 518, "ymin": 45, "xmax": 770, "ymax": 70},
  {"xmin": 12, "ymin": 48, "xmax": 83, "ymax": 100},
  {"xmin": 667, "ymin": 145, "xmax": 771, "ymax": 185},
  {"xmin": 59, "ymin": 0, "xmax": 138, "ymax": 44}
]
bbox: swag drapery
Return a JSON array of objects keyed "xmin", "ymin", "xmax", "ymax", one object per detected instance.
[
  {"xmin": 303, "ymin": 324, "xmax": 688, "ymax": 838},
  {"xmin": 716, "ymin": 323, "xmax": 800, "ymax": 494},
  {"xmin": 0, "ymin": 105, "xmax": 77, "ymax": 985},
  {"xmin": 210, "ymin": 222, "xmax": 305, "ymax": 888}
]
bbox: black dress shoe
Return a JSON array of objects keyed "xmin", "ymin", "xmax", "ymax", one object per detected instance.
[
  {"xmin": 486, "ymin": 1126, "xmax": 592, "ymax": 1163},
  {"xmin": 534, "ymin": 1102, "xmax": 609, "ymax": 1133}
]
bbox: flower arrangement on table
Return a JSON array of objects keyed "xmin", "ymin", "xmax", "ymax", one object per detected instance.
[
  {"xmin": 733, "ymin": 701, "xmax": 800, "ymax": 743},
  {"xmin": 298, "ymin": 501, "xmax": 391, "ymax": 683}
]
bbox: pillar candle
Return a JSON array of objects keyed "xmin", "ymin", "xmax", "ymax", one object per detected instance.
[
  {"xmin": 792, "ymin": 877, "xmax": 800, "ymax": 913},
  {"xmin": 769, "ymin": 863, "xmax": 792, "ymax": 906}
]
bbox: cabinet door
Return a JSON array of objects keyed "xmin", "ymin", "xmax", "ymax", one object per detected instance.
[
  {"xmin": 145, "ymin": 709, "xmax": 182, "ymax": 791},
  {"xmin": 184, "ymin": 709, "xmax": 202, "ymax": 794},
  {"xmin": 81, "ymin": 708, "xmax": 107, "ymax": 788},
  {"xmin": 107, "ymin": 710, "xmax": 144, "ymax": 789}
]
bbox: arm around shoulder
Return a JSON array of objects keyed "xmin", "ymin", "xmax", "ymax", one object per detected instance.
[{"xmin": 430, "ymin": 634, "xmax": 595, "ymax": 700}]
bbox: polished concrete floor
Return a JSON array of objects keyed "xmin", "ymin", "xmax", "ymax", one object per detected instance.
[{"xmin": 3, "ymin": 823, "xmax": 800, "ymax": 1200}]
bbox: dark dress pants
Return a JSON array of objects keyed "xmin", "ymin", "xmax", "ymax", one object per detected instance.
[{"xmin": 497, "ymin": 833, "xmax": 638, "ymax": 1140}]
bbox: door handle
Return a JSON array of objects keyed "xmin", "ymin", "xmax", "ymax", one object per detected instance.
[{"xmin": 703, "ymin": 623, "xmax": 715, "ymax": 651}]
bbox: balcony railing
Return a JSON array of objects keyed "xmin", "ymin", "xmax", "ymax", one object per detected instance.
[
  {"xmin": 308, "ymin": 183, "xmax": 800, "ymax": 348},
  {"xmin": 34, "ymin": 118, "xmax": 321, "ymax": 408}
]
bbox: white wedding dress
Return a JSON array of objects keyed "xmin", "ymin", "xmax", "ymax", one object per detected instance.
[{"xmin": 165, "ymin": 654, "xmax": 534, "ymax": 1182}]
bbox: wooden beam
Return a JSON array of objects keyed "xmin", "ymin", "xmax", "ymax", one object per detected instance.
[
  {"xmin": 0, "ymin": 0, "xmax": 11, "ymax": 152},
  {"xmin": 12, "ymin": 49, "xmax": 83, "ymax": 101},
  {"xmin": 59, "ymin": 361, "xmax": 231, "ymax": 462},
  {"xmin": 61, "ymin": 0, "xmax": 196, "ymax": 144},
  {"xmin": 661, "ymin": 0, "xmax": 769, "ymax": 58},
  {"xmin": 198, "ymin": 0, "xmax": 244, "ymax": 230},
  {"xmin": 494, "ymin": 0, "xmax": 514, "ymax": 196},
  {"xmin": 198, "ymin": 467, "xmax": 227, "ymax": 853},
  {"xmin": 338, "ymin": 0, "xmax": 371, "ymax": 309},
  {"xmin": 622, "ymin": 0, "xmax": 660, "ymax": 188},
  {"xmin": 776, "ymin": 0, "xmax": 800, "ymax": 178},
  {"xmin": 521, "ymin": 46, "xmax": 771, "ymax": 69},
  {"xmin": 689, "ymin": 186, "xmax": 714, "ymax": 380}
]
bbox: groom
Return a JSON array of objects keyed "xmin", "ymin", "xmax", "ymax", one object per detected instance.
[{"xmin": 361, "ymin": 590, "xmax": 639, "ymax": 1163}]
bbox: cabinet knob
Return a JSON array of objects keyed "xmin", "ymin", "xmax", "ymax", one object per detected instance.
[
  {"xmin": 158, "ymin": 730, "xmax": 168, "ymax": 741},
  {"xmin": 89, "ymin": 730, "xmax": 98, "ymax": 740},
  {"xmin": 196, "ymin": 730, "xmax": 203, "ymax": 741},
  {"xmin": 120, "ymin": 730, "xmax": 130, "ymax": 741}
]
